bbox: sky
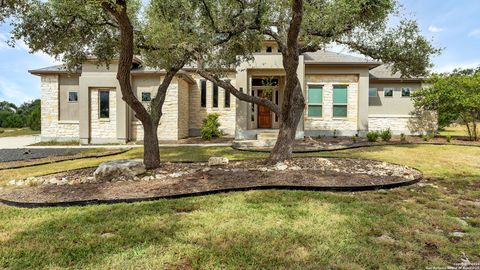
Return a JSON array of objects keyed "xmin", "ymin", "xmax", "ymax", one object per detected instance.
[{"xmin": 0, "ymin": 0, "xmax": 480, "ymax": 105}]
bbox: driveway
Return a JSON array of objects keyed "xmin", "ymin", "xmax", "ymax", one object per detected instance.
[{"xmin": 0, "ymin": 135, "xmax": 41, "ymax": 149}]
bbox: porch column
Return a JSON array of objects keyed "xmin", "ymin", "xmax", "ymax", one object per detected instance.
[
  {"xmin": 296, "ymin": 55, "xmax": 305, "ymax": 139},
  {"xmin": 235, "ymin": 68, "xmax": 249, "ymax": 139}
]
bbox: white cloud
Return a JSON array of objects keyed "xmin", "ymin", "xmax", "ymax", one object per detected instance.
[
  {"xmin": 0, "ymin": 76, "xmax": 36, "ymax": 105},
  {"xmin": 468, "ymin": 28, "xmax": 480, "ymax": 38},
  {"xmin": 428, "ymin": 25, "xmax": 445, "ymax": 33},
  {"xmin": 435, "ymin": 61, "xmax": 480, "ymax": 73}
]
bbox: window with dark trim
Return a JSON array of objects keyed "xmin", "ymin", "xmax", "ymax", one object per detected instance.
[
  {"xmin": 68, "ymin": 91, "xmax": 78, "ymax": 102},
  {"xmin": 99, "ymin": 90, "xmax": 110, "ymax": 118},
  {"xmin": 141, "ymin": 92, "xmax": 151, "ymax": 102},
  {"xmin": 384, "ymin": 88, "xmax": 394, "ymax": 97},
  {"xmin": 224, "ymin": 89, "xmax": 230, "ymax": 108},
  {"xmin": 275, "ymin": 90, "xmax": 279, "ymax": 122},
  {"xmin": 333, "ymin": 85, "xmax": 348, "ymax": 117},
  {"xmin": 200, "ymin": 80, "xmax": 206, "ymax": 107},
  {"xmin": 212, "ymin": 83, "xmax": 218, "ymax": 108},
  {"xmin": 401, "ymin": 87, "xmax": 411, "ymax": 97},
  {"xmin": 266, "ymin": 46, "xmax": 272, "ymax": 52},
  {"xmin": 251, "ymin": 90, "xmax": 255, "ymax": 122}
]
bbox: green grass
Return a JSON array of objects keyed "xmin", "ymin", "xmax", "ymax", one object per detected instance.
[
  {"xmin": 29, "ymin": 140, "xmax": 80, "ymax": 146},
  {"xmin": 1, "ymin": 145, "xmax": 479, "ymax": 269},
  {"xmin": 0, "ymin": 128, "xmax": 39, "ymax": 137},
  {"xmin": 439, "ymin": 125, "xmax": 475, "ymax": 137}
]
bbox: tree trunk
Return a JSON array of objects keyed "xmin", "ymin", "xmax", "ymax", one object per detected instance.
[
  {"xmin": 267, "ymin": 0, "xmax": 305, "ymax": 163},
  {"xmin": 143, "ymin": 121, "xmax": 160, "ymax": 169}
]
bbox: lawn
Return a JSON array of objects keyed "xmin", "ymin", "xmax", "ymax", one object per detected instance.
[
  {"xmin": 438, "ymin": 125, "xmax": 474, "ymax": 137},
  {"xmin": 0, "ymin": 128, "xmax": 39, "ymax": 137},
  {"xmin": 1, "ymin": 144, "xmax": 479, "ymax": 269}
]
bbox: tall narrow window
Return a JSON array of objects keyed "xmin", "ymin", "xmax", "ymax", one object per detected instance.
[
  {"xmin": 333, "ymin": 85, "xmax": 348, "ymax": 117},
  {"xmin": 275, "ymin": 90, "xmax": 279, "ymax": 122},
  {"xmin": 224, "ymin": 89, "xmax": 230, "ymax": 108},
  {"xmin": 200, "ymin": 80, "xmax": 206, "ymax": 107},
  {"xmin": 99, "ymin": 90, "xmax": 110, "ymax": 118},
  {"xmin": 307, "ymin": 85, "xmax": 323, "ymax": 117},
  {"xmin": 212, "ymin": 83, "xmax": 218, "ymax": 108},
  {"xmin": 251, "ymin": 90, "xmax": 255, "ymax": 122}
]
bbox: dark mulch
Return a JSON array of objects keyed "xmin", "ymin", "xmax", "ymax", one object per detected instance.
[
  {"xmin": 130, "ymin": 136, "xmax": 234, "ymax": 145},
  {"xmin": 0, "ymin": 148, "xmax": 87, "ymax": 162},
  {"xmin": 0, "ymin": 158, "xmax": 421, "ymax": 204}
]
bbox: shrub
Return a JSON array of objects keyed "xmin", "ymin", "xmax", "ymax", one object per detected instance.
[
  {"xmin": 380, "ymin": 129, "xmax": 392, "ymax": 142},
  {"xmin": 366, "ymin": 131, "xmax": 380, "ymax": 142},
  {"xmin": 3, "ymin": 114, "xmax": 23, "ymax": 128},
  {"xmin": 351, "ymin": 136, "xmax": 357, "ymax": 143},
  {"xmin": 428, "ymin": 133, "xmax": 435, "ymax": 140},
  {"xmin": 400, "ymin": 133, "xmax": 406, "ymax": 142},
  {"xmin": 27, "ymin": 105, "xmax": 41, "ymax": 131},
  {"xmin": 446, "ymin": 135, "xmax": 452, "ymax": 143},
  {"xmin": 0, "ymin": 130, "xmax": 4, "ymax": 134},
  {"xmin": 201, "ymin": 113, "xmax": 222, "ymax": 140},
  {"xmin": 422, "ymin": 134, "xmax": 428, "ymax": 141}
]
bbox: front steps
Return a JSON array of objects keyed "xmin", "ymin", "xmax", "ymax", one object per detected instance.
[{"xmin": 233, "ymin": 130, "xmax": 279, "ymax": 149}]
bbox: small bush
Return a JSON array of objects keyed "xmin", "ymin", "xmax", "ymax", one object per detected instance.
[
  {"xmin": 366, "ymin": 131, "xmax": 380, "ymax": 142},
  {"xmin": 422, "ymin": 134, "xmax": 428, "ymax": 141},
  {"xmin": 351, "ymin": 136, "xmax": 357, "ymax": 143},
  {"xmin": 380, "ymin": 129, "xmax": 392, "ymax": 142},
  {"xmin": 400, "ymin": 133, "xmax": 406, "ymax": 142},
  {"xmin": 446, "ymin": 135, "xmax": 452, "ymax": 143},
  {"xmin": 0, "ymin": 130, "xmax": 4, "ymax": 134},
  {"xmin": 428, "ymin": 133, "xmax": 435, "ymax": 140},
  {"xmin": 27, "ymin": 105, "xmax": 41, "ymax": 131},
  {"xmin": 201, "ymin": 113, "xmax": 222, "ymax": 140}
]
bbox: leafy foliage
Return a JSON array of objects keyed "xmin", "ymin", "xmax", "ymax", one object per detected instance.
[
  {"xmin": 413, "ymin": 67, "xmax": 480, "ymax": 141},
  {"xmin": 366, "ymin": 131, "xmax": 380, "ymax": 142},
  {"xmin": 380, "ymin": 129, "xmax": 392, "ymax": 142},
  {"xmin": 0, "ymin": 99, "xmax": 40, "ymax": 129},
  {"xmin": 201, "ymin": 113, "xmax": 223, "ymax": 140}
]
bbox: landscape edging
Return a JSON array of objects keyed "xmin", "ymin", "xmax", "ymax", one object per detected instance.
[{"xmin": 0, "ymin": 177, "xmax": 421, "ymax": 209}]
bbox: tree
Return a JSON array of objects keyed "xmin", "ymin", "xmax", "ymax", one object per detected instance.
[
  {"xmin": 413, "ymin": 68, "xmax": 480, "ymax": 141},
  {"xmin": 5, "ymin": 0, "xmax": 196, "ymax": 169},
  {"xmin": 194, "ymin": 0, "xmax": 440, "ymax": 163},
  {"xmin": 26, "ymin": 100, "xmax": 41, "ymax": 131}
]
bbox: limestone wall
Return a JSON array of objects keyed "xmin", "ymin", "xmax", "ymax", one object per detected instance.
[
  {"xmin": 40, "ymin": 75, "xmax": 79, "ymax": 141},
  {"xmin": 90, "ymin": 89, "xmax": 117, "ymax": 141},
  {"xmin": 304, "ymin": 74, "xmax": 359, "ymax": 136}
]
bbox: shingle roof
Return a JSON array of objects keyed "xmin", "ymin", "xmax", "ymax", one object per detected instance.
[
  {"xmin": 369, "ymin": 64, "xmax": 423, "ymax": 81},
  {"xmin": 28, "ymin": 64, "xmax": 81, "ymax": 75},
  {"xmin": 303, "ymin": 50, "xmax": 381, "ymax": 67}
]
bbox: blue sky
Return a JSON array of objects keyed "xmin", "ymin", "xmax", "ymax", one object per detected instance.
[{"xmin": 0, "ymin": 0, "xmax": 479, "ymax": 105}]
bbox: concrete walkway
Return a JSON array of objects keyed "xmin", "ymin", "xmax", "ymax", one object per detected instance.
[{"xmin": 0, "ymin": 135, "xmax": 41, "ymax": 149}]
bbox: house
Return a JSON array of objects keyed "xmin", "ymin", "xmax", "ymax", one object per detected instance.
[{"xmin": 29, "ymin": 46, "xmax": 436, "ymax": 144}]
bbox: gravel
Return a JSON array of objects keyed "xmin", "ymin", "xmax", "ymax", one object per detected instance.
[{"xmin": 0, "ymin": 148, "xmax": 87, "ymax": 162}]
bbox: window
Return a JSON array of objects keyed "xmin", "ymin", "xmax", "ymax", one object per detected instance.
[
  {"xmin": 212, "ymin": 83, "xmax": 218, "ymax": 108},
  {"xmin": 266, "ymin": 46, "xmax": 272, "ymax": 53},
  {"xmin": 369, "ymin": 88, "xmax": 378, "ymax": 97},
  {"xmin": 68, "ymin": 91, "xmax": 78, "ymax": 102},
  {"xmin": 141, "ymin": 92, "xmax": 151, "ymax": 102},
  {"xmin": 99, "ymin": 90, "xmax": 110, "ymax": 118},
  {"xmin": 224, "ymin": 89, "xmax": 230, "ymax": 108},
  {"xmin": 251, "ymin": 90, "xmax": 255, "ymax": 122},
  {"xmin": 200, "ymin": 80, "xmax": 206, "ymax": 107},
  {"xmin": 307, "ymin": 85, "xmax": 323, "ymax": 117},
  {"xmin": 402, "ymin": 87, "xmax": 411, "ymax": 97},
  {"xmin": 275, "ymin": 90, "xmax": 279, "ymax": 122},
  {"xmin": 333, "ymin": 85, "xmax": 348, "ymax": 117},
  {"xmin": 384, "ymin": 88, "xmax": 394, "ymax": 97}
]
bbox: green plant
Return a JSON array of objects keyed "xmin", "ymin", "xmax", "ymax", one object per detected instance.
[
  {"xmin": 400, "ymin": 133, "xmax": 406, "ymax": 142},
  {"xmin": 446, "ymin": 135, "xmax": 452, "ymax": 143},
  {"xmin": 366, "ymin": 131, "xmax": 380, "ymax": 142},
  {"xmin": 333, "ymin": 129, "xmax": 337, "ymax": 138},
  {"xmin": 422, "ymin": 134, "xmax": 428, "ymax": 141},
  {"xmin": 201, "ymin": 113, "xmax": 223, "ymax": 140},
  {"xmin": 351, "ymin": 136, "xmax": 357, "ymax": 143},
  {"xmin": 27, "ymin": 105, "xmax": 41, "ymax": 131},
  {"xmin": 0, "ymin": 130, "xmax": 4, "ymax": 134},
  {"xmin": 380, "ymin": 129, "xmax": 392, "ymax": 142},
  {"xmin": 428, "ymin": 133, "xmax": 435, "ymax": 140}
]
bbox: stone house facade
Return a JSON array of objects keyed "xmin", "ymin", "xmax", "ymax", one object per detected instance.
[{"xmin": 30, "ymin": 48, "xmax": 435, "ymax": 144}]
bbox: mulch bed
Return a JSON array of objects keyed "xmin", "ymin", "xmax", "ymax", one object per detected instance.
[
  {"xmin": 0, "ymin": 157, "xmax": 421, "ymax": 206},
  {"xmin": 130, "ymin": 136, "xmax": 234, "ymax": 145}
]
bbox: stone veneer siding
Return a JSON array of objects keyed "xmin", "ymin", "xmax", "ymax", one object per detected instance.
[
  {"xmin": 40, "ymin": 75, "xmax": 79, "ymax": 141},
  {"xmin": 188, "ymin": 74, "xmax": 236, "ymax": 136},
  {"xmin": 90, "ymin": 89, "xmax": 117, "ymax": 142},
  {"xmin": 131, "ymin": 81, "xmax": 185, "ymax": 141},
  {"xmin": 304, "ymin": 74, "xmax": 359, "ymax": 136}
]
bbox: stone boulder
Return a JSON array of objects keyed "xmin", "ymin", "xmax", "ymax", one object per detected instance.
[
  {"xmin": 208, "ymin": 157, "xmax": 229, "ymax": 166},
  {"xmin": 94, "ymin": 159, "xmax": 146, "ymax": 182}
]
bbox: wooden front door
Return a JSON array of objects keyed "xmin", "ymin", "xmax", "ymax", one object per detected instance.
[{"xmin": 257, "ymin": 90, "xmax": 272, "ymax": 128}]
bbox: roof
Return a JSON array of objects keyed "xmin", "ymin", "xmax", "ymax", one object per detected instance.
[
  {"xmin": 303, "ymin": 50, "xmax": 381, "ymax": 68},
  {"xmin": 28, "ymin": 64, "xmax": 81, "ymax": 75},
  {"xmin": 369, "ymin": 64, "xmax": 423, "ymax": 82}
]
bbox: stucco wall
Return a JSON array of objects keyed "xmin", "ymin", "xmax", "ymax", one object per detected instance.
[
  {"xmin": 90, "ymin": 89, "xmax": 117, "ymax": 142},
  {"xmin": 59, "ymin": 75, "xmax": 80, "ymax": 121},
  {"xmin": 40, "ymin": 75, "xmax": 79, "ymax": 141},
  {"xmin": 304, "ymin": 74, "xmax": 359, "ymax": 136},
  {"xmin": 369, "ymin": 82, "xmax": 421, "ymax": 116}
]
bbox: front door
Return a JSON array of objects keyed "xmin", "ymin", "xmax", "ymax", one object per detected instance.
[{"xmin": 257, "ymin": 90, "xmax": 272, "ymax": 128}]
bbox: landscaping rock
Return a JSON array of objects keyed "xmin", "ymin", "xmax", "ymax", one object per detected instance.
[
  {"xmin": 377, "ymin": 234, "xmax": 395, "ymax": 244},
  {"xmin": 93, "ymin": 159, "xmax": 146, "ymax": 182},
  {"xmin": 274, "ymin": 162, "xmax": 288, "ymax": 171},
  {"xmin": 455, "ymin": 218, "xmax": 469, "ymax": 227},
  {"xmin": 450, "ymin": 231, "xmax": 466, "ymax": 238},
  {"xmin": 208, "ymin": 157, "xmax": 229, "ymax": 166}
]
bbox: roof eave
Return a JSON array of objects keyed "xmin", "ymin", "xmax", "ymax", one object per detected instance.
[{"xmin": 305, "ymin": 61, "xmax": 382, "ymax": 69}]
